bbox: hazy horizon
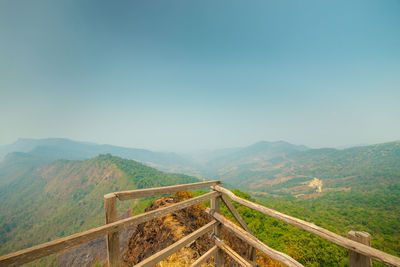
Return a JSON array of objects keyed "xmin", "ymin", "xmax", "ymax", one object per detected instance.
[
  {"xmin": 2, "ymin": 136, "xmax": 399, "ymax": 154},
  {"xmin": 1, "ymin": 1, "xmax": 399, "ymax": 151}
]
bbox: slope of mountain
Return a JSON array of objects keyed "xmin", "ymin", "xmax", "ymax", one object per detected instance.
[
  {"xmin": 227, "ymin": 142, "xmax": 400, "ymax": 260},
  {"xmin": 207, "ymin": 141, "xmax": 306, "ymax": 165},
  {"xmin": 0, "ymin": 152, "xmax": 53, "ymax": 186},
  {"xmin": 0, "ymin": 153, "xmax": 199, "ymax": 263},
  {"xmin": 190, "ymin": 141, "xmax": 400, "ymax": 261},
  {"xmin": 242, "ymin": 141, "xmax": 400, "ymax": 193}
]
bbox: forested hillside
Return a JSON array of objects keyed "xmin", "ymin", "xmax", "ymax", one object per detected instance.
[
  {"xmin": 207, "ymin": 142, "xmax": 400, "ymax": 266},
  {"xmin": 0, "ymin": 154, "xmax": 199, "ymax": 265},
  {"xmin": 210, "ymin": 141, "xmax": 400, "ymax": 192},
  {"xmin": 221, "ymin": 189, "xmax": 399, "ymax": 266},
  {"xmin": 191, "ymin": 141, "xmax": 308, "ymax": 178}
]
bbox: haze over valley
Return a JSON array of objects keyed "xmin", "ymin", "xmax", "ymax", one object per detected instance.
[{"xmin": 1, "ymin": 1, "xmax": 399, "ymax": 266}]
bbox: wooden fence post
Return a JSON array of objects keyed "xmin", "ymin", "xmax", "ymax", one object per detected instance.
[
  {"xmin": 220, "ymin": 193, "xmax": 256, "ymax": 263},
  {"xmin": 211, "ymin": 195, "xmax": 224, "ymax": 267},
  {"xmin": 348, "ymin": 231, "xmax": 372, "ymax": 267},
  {"xmin": 104, "ymin": 193, "xmax": 121, "ymax": 267}
]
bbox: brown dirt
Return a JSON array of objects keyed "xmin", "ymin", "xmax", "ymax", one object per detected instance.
[{"xmin": 122, "ymin": 192, "xmax": 213, "ymax": 266}]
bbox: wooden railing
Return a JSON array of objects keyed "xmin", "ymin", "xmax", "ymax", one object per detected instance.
[
  {"xmin": 0, "ymin": 181, "xmax": 221, "ymax": 267},
  {"xmin": 211, "ymin": 185, "xmax": 400, "ymax": 267},
  {"xmin": 0, "ymin": 180, "xmax": 399, "ymax": 267}
]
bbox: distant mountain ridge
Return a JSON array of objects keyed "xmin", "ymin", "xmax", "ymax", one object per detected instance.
[
  {"xmin": 190, "ymin": 140, "xmax": 308, "ymax": 179},
  {"xmin": 0, "ymin": 138, "xmax": 310, "ymax": 178},
  {"xmin": 211, "ymin": 140, "xmax": 307, "ymax": 165},
  {"xmin": 0, "ymin": 138, "xmax": 193, "ymax": 173}
]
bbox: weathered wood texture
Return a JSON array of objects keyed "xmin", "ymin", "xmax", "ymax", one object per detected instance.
[
  {"xmin": 220, "ymin": 194, "xmax": 256, "ymax": 262},
  {"xmin": 211, "ymin": 195, "xmax": 224, "ymax": 267},
  {"xmin": 134, "ymin": 220, "xmax": 217, "ymax": 267},
  {"xmin": 0, "ymin": 191, "xmax": 219, "ymax": 267},
  {"xmin": 348, "ymin": 231, "xmax": 372, "ymax": 267},
  {"xmin": 115, "ymin": 180, "xmax": 222, "ymax": 200},
  {"xmin": 213, "ymin": 185, "xmax": 400, "ymax": 267},
  {"xmin": 206, "ymin": 208, "xmax": 303, "ymax": 267},
  {"xmin": 189, "ymin": 246, "xmax": 218, "ymax": 267},
  {"xmin": 213, "ymin": 236, "xmax": 252, "ymax": 267},
  {"xmin": 104, "ymin": 193, "xmax": 121, "ymax": 267}
]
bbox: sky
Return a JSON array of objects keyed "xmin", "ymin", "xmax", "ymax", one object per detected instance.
[{"xmin": 0, "ymin": 0, "xmax": 399, "ymax": 152}]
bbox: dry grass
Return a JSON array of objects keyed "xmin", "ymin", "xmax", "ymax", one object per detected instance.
[{"xmin": 157, "ymin": 247, "xmax": 213, "ymax": 267}]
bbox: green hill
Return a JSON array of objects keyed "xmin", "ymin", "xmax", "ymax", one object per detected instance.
[
  {"xmin": 210, "ymin": 141, "xmax": 400, "ymax": 192},
  {"xmin": 199, "ymin": 141, "xmax": 400, "ymax": 265},
  {"xmin": 214, "ymin": 142, "xmax": 400, "ymax": 265},
  {"xmin": 221, "ymin": 186, "xmax": 400, "ymax": 266},
  {"xmin": 0, "ymin": 154, "xmax": 199, "ymax": 261}
]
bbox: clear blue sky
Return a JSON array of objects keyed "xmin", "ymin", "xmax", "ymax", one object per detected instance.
[{"xmin": 1, "ymin": 0, "xmax": 399, "ymax": 151}]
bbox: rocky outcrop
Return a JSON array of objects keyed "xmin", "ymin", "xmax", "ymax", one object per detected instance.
[{"xmin": 122, "ymin": 192, "xmax": 283, "ymax": 267}]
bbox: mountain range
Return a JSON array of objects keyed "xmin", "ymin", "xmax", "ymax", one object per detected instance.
[
  {"xmin": 0, "ymin": 138, "xmax": 192, "ymax": 173},
  {"xmin": 0, "ymin": 137, "xmax": 399, "ymax": 265},
  {"xmin": 0, "ymin": 138, "xmax": 308, "ymax": 176},
  {"xmin": 2, "ymin": 137, "xmax": 400, "ymax": 196},
  {"xmin": 1, "ymin": 137, "xmax": 400, "ymax": 192}
]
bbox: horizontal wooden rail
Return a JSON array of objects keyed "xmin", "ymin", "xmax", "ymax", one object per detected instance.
[
  {"xmin": 190, "ymin": 246, "xmax": 218, "ymax": 267},
  {"xmin": 115, "ymin": 180, "xmax": 223, "ymax": 200},
  {"xmin": 206, "ymin": 208, "xmax": 303, "ymax": 267},
  {"xmin": 134, "ymin": 220, "xmax": 217, "ymax": 267},
  {"xmin": 213, "ymin": 235, "xmax": 252, "ymax": 267},
  {"xmin": 213, "ymin": 185, "xmax": 400, "ymax": 267},
  {"xmin": 0, "ymin": 191, "xmax": 219, "ymax": 267}
]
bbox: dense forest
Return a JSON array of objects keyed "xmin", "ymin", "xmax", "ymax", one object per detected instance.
[{"xmin": 218, "ymin": 188, "xmax": 400, "ymax": 267}]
